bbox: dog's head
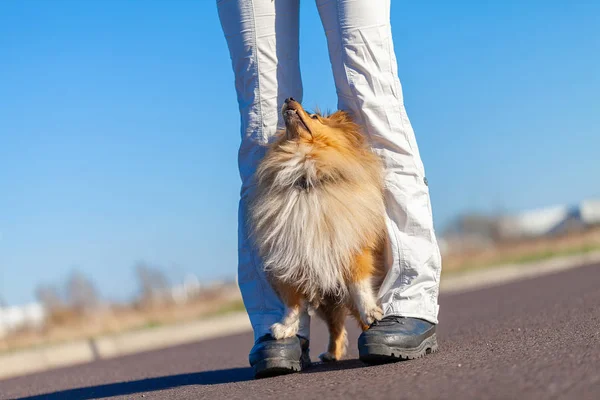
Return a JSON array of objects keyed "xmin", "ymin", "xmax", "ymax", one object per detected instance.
[
  {"xmin": 281, "ymin": 98, "xmax": 365, "ymax": 149},
  {"xmin": 254, "ymin": 97, "xmax": 381, "ymax": 193}
]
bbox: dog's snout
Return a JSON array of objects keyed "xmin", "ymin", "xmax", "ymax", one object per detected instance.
[{"xmin": 285, "ymin": 97, "xmax": 295, "ymax": 104}]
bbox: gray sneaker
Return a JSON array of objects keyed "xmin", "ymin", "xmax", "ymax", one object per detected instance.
[
  {"xmin": 249, "ymin": 334, "xmax": 311, "ymax": 379},
  {"xmin": 358, "ymin": 316, "xmax": 438, "ymax": 364}
]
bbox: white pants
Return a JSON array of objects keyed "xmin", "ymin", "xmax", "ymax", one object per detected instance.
[{"xmin": 217, "ymin": 0, "xmax": 442, "ymax": 342}]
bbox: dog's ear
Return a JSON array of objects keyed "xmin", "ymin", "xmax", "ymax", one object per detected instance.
[
  {"xmin": 328, "ymin": 110, "xmax": 353, "ymax": 124},
  {"xmin": 328, "ymin": 110, "xmax": 365, "ymax": 145}
]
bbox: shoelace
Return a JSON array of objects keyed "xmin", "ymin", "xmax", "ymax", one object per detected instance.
[{"xmin": 371, "ymin": 315, "xmax": 406, "ymax": 327}]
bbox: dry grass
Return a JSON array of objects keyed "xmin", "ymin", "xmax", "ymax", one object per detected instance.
[
  {"xmin": 0, "ymin": 286, "xmax": 244, "ymax": 354},
  {"xmin": 442, "ymin": 227, "xmax": 600, "ymax": 274}
]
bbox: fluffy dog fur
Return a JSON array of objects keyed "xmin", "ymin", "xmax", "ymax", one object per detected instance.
[{"xmin": 249, "ymin": 98, "xmax": 387, "ymax": 361}]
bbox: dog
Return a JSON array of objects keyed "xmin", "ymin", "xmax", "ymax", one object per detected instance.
[{"xmin": 249, "ymin": 98, "xmax": 387, "ymax": 362}]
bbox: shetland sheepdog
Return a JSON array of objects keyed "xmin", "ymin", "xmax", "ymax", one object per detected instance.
[{"xmin": 250, "ymin": 98, "xmax": 387, "ymax": 361}]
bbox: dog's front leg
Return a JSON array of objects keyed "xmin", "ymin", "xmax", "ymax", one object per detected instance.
[
  {"xmin": 349, "ymin": 249, "xmax": 383, "ymax": 329},
  {"xmin": 350, "ymin": 278, "xmax": 383, "ymax": 328},
  {"xmin": 271, "ymin": 285, "xmax": 306, "ymax": 339}
]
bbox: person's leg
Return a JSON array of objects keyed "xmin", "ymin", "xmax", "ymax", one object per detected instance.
[
  {"xmin": 316, "ymin": 0, "xmax": 441, "ymax": 360},
  {"xmin": 217, "ymin": 0, "xmax": 310, "ymax": 347}
]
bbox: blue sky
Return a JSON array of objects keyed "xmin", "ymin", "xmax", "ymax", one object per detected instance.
[{"xmin": 1, "ymin": 0, "xmax": 598, "ymax": 305}]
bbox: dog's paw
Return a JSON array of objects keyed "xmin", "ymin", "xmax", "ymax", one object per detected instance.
[
  {"xmin": 363, "ymin": 306, "xmax": 384, "ymax": 325},
  {"xmin": 319, "ymin": 352, "xmax": 338, "ymax": 363},
  {"xmin": 270, "ymin": 322, "xmax": 298, "ymax": 339}
]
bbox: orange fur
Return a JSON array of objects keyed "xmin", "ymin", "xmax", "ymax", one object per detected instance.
[
  {"xmin": 317, "ymin": 302, "xmax": 348, "ymax": 360},
  {"xmin": 351, "ymin": 248, "xmax": 376, "ymax": 283}
]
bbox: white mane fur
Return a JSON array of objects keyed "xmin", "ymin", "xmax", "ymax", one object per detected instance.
[{"xmin": 250, "ymin": 140, "xmax": 385, "ymax": 304}]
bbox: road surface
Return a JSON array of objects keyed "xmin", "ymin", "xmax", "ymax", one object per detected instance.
[{"xmin": 2, "ymin": 263, "xmax": 599, "ymax": 400}]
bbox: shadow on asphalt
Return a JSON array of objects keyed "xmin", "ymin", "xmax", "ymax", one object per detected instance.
[
  {"xmin": 15, "ymin": 367, "xmax": 254, "ymax": 400},
  {"xmin": 15, "ymin": 360, "xmax": 367, "ymax": 399},
  {"xmin": 304, "ymin": 359, "xmax": 366, "ymax": 373}
]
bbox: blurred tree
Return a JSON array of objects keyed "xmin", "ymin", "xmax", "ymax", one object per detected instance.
[
  {"xmin": 66, "ymin": 271, "xmax": 99, "ymax": 313},
  {"xmin": 135, "ymin": 262, "xmax": 170, "ymax": 306},
  {"xmin": 35, "ymin": 284, "xmax": 64, "ymax": 311}
]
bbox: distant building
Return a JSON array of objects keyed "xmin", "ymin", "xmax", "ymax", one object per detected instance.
[
  {"xmin": 440, "ymin": 200, "xmax": 600, "ymax": 254},
  {"xmin": 169, "ymin": 274, "xmax": 202, "ymax": 304},
  {"xmin": 499, "ymin": 200, "xmax": 600, "ymax": 240},
  {"xmin": 580, "ymin": 200, "xmax": 600, "ymax": 225},
  {"xmin": 498, "ymin": 205, "xmax": 571, "ymax": 239},
  {"xmin": 0, "ymin": 303, "xmax": 47, "ymax": 339}
]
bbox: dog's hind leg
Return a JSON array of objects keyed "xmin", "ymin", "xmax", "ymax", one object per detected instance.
[
  {"xmin": 317, "ymin": 302, "xmax": 348, "ymax": 362},
  {"xmin": 349, "ymin": 248, "xmax": 383, "ymax": 328},
  {"xmin": 271, "ymin": 284, "xmax": 306, "ymax": 340}
]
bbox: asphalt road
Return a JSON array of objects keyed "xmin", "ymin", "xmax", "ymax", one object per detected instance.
[{"xmin": 2, "ymin": 263, "xmax": 599, "ymax": 400}]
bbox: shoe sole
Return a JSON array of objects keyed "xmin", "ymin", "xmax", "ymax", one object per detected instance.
[
  {"xmin": 359, "ymin": 333, "xmax": 438, "ymax": 365},
  {"xmin": 253, "ymin": 353, "xmax": 311, "ymax": 379},
  {"xmin": 253, "ymin": 358, "xmax": 302, "ymax": 379}
]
